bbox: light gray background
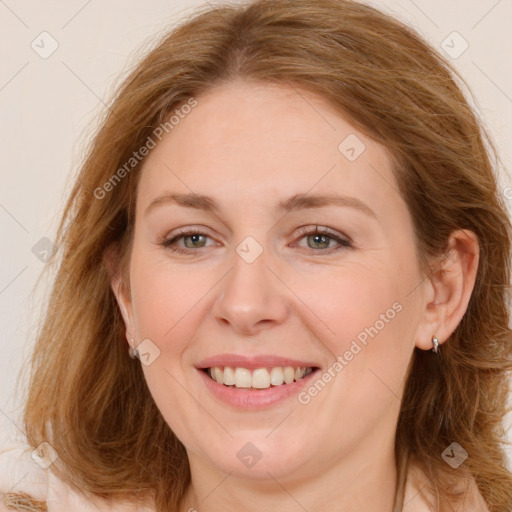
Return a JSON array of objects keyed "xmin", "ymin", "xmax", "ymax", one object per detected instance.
[{"xmin": 1, "ymin": 0, "xmax": 511, "ymax": 466}]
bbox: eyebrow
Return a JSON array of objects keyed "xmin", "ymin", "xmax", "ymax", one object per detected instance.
[{"xmin": 144, "ymin": 192, "xmax": 377, "ymax": 219}]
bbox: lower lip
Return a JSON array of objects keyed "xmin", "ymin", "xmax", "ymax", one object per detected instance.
[{"xmin": 197, "ymin": 369, "xmax": 318, "ymax": 410}]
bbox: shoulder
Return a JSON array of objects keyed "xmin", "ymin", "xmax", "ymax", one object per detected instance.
[
  {"xmin": 403, "ymin": 461, "xmax": 490, "ymax": 512},
  {"xmin": 0, "ymin": 440, "xmax": 155, "ymax": 512},
  {"xmin": 0, "ymin": 440, "xmax": 48, "ymax": 503}
]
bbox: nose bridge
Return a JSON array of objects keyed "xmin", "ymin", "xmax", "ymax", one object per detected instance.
[{"xmin": 212, "ymin": 233, "xmax": 288, "ymax": 333}]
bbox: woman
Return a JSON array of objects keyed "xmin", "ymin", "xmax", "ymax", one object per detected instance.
[{"xmin": 1, "ymin": 0, "xmax": 511, "ymax": 510}]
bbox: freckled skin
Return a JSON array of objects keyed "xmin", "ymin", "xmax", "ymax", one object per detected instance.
[{"xmin": 112, "ymin": 80, "xmax": 475, "ymax": 512}]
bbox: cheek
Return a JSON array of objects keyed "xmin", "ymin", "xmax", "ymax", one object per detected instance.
[
  {"xmin": 287, "ymin": 262, "xmax": 420, "ymax": 444},
  {"xmin": 290, "ymin": 257, "xmax": 420, "ymax": 391},
  {"xmin": 129, "ymin": 251, "xmax": 210, "ymax": 345},
  {"xmin": 128, "ymin": 255, "xmax": 213, "ymax": 438},
  {"xmin": 293, "ymin": 260, "xmax": 406, "ymax": 340}
]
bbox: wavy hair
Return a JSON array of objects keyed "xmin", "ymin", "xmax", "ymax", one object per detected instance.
[{"xmin": 12, "ymin": 0, "xmax": 512, "ymax": 511}]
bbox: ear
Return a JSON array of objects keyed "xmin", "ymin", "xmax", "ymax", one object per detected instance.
[
  {"xmin": 104, "ymin": 244, "xmax": 137, "ymax": 346},
  {"xmin": 414, "ymin": 229, "xmax": 479, "ymax": 351}
]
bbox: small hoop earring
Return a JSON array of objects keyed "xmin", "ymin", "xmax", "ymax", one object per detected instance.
[
  {"xmin": 128, "ymin": 338, "xmax": 139, "ymax": 360},
  {"xmin": 431, "ymin": 335, "xmax": 439, "ymax": 354}
]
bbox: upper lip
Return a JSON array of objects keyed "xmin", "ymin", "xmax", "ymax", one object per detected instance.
[{"xmin": 196, "ymin": 354, "xmax": 320, "ymax": 370}]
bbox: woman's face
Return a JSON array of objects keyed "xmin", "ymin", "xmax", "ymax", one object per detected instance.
[{"xmin": 117, "ymin": 79, "xmax": 430, "ymax": 483}]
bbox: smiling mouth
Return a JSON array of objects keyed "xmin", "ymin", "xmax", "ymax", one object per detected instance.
[{"xmin": 204, "ymin": 366, "xmax": 318, "ymax": 390}]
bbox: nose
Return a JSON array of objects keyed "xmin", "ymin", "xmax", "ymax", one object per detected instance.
[{"xmin": 211, "ymin": 244, "xmax": 289, "ymax": 336}]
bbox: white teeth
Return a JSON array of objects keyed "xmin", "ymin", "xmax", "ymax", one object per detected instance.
[
  {"xmin": 252, "ymin": 368, "xmax": 271, "ymax": 389},
  {"xmin": 207, "ymin": 365, "xmax": 314, "ymax": 389},
  {"xmin": 270, "ymin": 367, "xmax": 284, "ymax": 386},
  {"xmin": 223, "ymin": 366, "xmax": 235, "ymax": 385},
  {"xmin": 284, "ymin": 366, "xmax": 295, "ymax": 384},
  {"xmin": 214, "ymin": 367, "xmax": 224, "ymax": 385},
  {"xmin": 234, "ymin": 367, "xmax": 252, "ymax": 388}
]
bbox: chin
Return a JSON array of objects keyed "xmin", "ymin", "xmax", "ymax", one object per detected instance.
[{"xmin": 198, "ymin": 433, "xmax": 316, "ymax": 481}]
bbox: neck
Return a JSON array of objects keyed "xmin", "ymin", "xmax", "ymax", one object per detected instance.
[{"xmin": 179, "ymin": 429, "xmax": 399, "ymax": 512}]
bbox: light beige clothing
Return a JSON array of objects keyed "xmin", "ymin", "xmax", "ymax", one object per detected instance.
[
  {"xmin": 0, "ymin": 441, "xmax": 154, "ymax": 511},
  {"xmin": 402, "ymin": 461, "xmax": 490, "ymax": 512}
]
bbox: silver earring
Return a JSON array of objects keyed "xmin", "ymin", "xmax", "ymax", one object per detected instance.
[
  {"xmin": 431, "ymin": 335, "xmax": 439, "ymax": 354},
  {"xmin": 128, "ymin": 338, "xmax": 139, "ymax": 360}
]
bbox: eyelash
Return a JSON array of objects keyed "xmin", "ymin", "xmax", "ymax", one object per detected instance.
[{"xmin": 160, "ymin": 226, "xmax": 353, "ymax": 255}]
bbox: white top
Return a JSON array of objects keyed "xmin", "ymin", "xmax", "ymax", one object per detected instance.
[{"xmin": 0, "ymin": 440, "xmax": 155, "ymax": 511}]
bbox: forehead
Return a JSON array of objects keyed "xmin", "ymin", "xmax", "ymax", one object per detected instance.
[{"xmin": 136, "ymin": 79, "xmax": 405, "ymax": 221}]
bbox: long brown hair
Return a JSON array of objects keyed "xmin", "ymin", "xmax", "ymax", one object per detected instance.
[{"xmin": 15, "ymin": 0, "xmax": 512, "ymax": 511}]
